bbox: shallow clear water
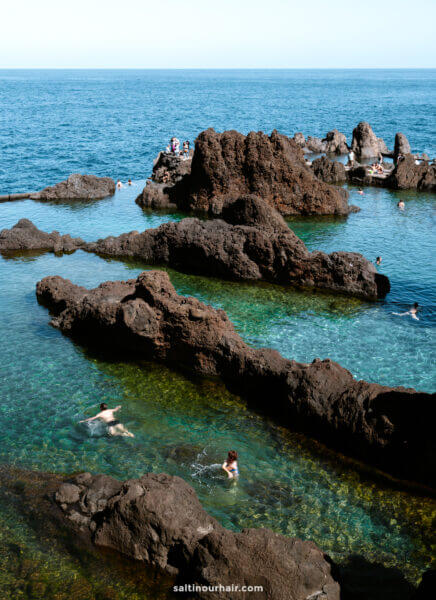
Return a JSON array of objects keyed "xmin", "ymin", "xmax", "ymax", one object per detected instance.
[{"xmin": 0, "ymin": 69, "xmax": 435, "ymax": 597}]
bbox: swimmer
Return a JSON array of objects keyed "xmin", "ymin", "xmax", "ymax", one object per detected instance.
[
  {"xmin": 80, "ymin": 403, "xmax": 134, "ymax": 437},
  {"xmin": 393, "ymin": 302, "xmax": 420, "ymax": 321},
  {"xmin": 116, "ymin": 180, "xmax": 123, "ymax": 190},
  {"xmin": 358, "ymin": 188, "xmax": 364, "ymax": 195},
  {"xmin": 128, "ymin": 179, "xmax": 132, "ymax": 186},
  {"xmin": 376, "ymin": 256, "xmax": 382, "ymax": 266},
  {"xmin": 397, "ymin": 200, "xmax": 405, "ymax": 210},
  {"xmin": 222, "ymin": 450, "xmax": 239, "ymax": 479}
]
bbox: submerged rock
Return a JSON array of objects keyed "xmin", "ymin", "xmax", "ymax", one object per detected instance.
[
  {"xmin": 87, "ymin": 196, "xmax": 388, "ymax": 299},
  {"xmin": 36, "ymin": 270, "xmax": 435, "ymax": 488},
  {"xmin": 30, "ymin": 173, "xmax": 115, "ymax": 201},
  {"xmin": 137, "ymin": 128, "xmax": 351, "ymax": 217},
  {"xmin": 0, "ymin": 219, "xmax": 85, "ymax": 253},
  {"xmin": 351, "ymin": 122, "xmax": 390, "ymax": 160},
  {"xmin": 312, "ymin": 156, "xmax": 347, "ymax": 184},
  {"xmin": 0, "ymin": 466, "xmax": 340, "ymax": 600}
]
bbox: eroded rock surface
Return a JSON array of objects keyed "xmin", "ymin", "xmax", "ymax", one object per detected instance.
[
  {"xmin": 387, "ymin": 155, "xmax": 436, "ymax": 191},
  {"xmin": 36, "ymin": 270, "xmax": 435, "ymax": 488},
  {"xmin": 0, "ymin": 219, "xmax": 85, "ymax": 252},
  {"xmin": 394, "ymin": 133, "xmax": 412, "ymax": 162},
  {"xmin": 30, "ymin": 173, "xmax": 115, "ymax": 201},
  {"xmin": 351, "ymin": 122, "xmax": 390, "ymax": 159},
  {"xmin": 137, "ymin": 129, "xmax": 351, "ymax": 217},
  {"xmin": 88, "ymin": 196, "xmax": 388, "ymax": 299},
  {"xmin": 0, "ymin": 466, "xmax": 340, "ymax": 600},
  {"xmin": 312, "ymin": 157, "xmax": 347, "ymax": 184},
  {"xmin": 323, "ymin": 130, "xmax": 349, "ymax": 155}
]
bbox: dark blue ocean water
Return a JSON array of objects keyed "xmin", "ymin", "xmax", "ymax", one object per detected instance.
[
  {"xmin": 0, "ymin": 70, "xmax": 435, "ymax": 595},
  {"xmin": 0, "ymin": 69, "xmax": 435, "ymax": 193}
]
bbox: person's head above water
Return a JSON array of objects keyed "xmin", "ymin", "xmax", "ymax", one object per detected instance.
[
  {"xmin": 227, "ymin": 450, "xmax": 238, "ymax": 464},
  {"xmin": 413, "ymin": 302, "xmax": 419, "ymax": 309},
  {"xmin": 100, "ymin": 402, "xmax": 108, "ymax": 411}
]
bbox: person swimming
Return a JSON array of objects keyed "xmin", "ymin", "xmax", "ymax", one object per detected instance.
[
  {"xmin": 393, "ymin": 302, "xmax": 420, "ymax": 321},
  {"xmin": 222, "ymin": 450, "xmax": 239, "ymax": 479},
  {"xmin": 127, "ymin": 179, "xmax": 132, "ymax": 186},
  {"xmin": 80, "ymin": 403, "xmax": 134, "ymax": 437},
  {"xmin": 358, "ymin": 188, "xmax": 364, "ymax": 195},
  {"xmin": 116, "ymin": 180, "xmax": 123, "ymax": 189},
  {"xmin": 376, "ymin": 256, "xmax": 382, "ymax": 266},
  {"xmin": 397, "ymin": 200, "xmax": 405, "ymax": 209}
]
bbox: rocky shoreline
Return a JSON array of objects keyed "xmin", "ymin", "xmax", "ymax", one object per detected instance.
[
  {"xmin": 1, "ymin": 196, "xmax": 390, "ymax": 300},
  {"xmin": 35, "ymin": 270, "xmax": 435, "ymax": 489}
]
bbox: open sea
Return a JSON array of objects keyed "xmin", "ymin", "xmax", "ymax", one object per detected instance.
[{"xmin": 0, "ymin": 69, "xmax": 435, "ymax": 599}]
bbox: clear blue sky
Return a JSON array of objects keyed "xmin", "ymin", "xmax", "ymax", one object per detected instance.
[{"xmin": 2, "ymin": 0, "xmax": 435, "ymax": 68}]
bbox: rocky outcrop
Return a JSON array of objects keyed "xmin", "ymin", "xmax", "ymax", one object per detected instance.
[
  {"xmin": 0, "ymin": 466, "xmax": 340, "ymax": 600},
  {"xmin": 0, "ymin": 219, "xmax": 85, "ymax": 253},
  {"xmin": 323, "ymin": 130, "xmax": 349, "ymax": 155},
  {"xmin": 30, "ymin": 173, "xmax": 115, "ymax": 201},
  {"xmin": 151, "ymin": 151, "xmax": 192, "ymax": 184},
  {"xmin": 347, "ymin": 155, "xmax": 436, "ymax": 191},
  {"xmin": 88, "ymin": 196, "xmax": 388, "ymax": 299},
  {"xmin": 305, "ymin": 136, "xmax": 327, "ymax": 154},
  {"xmin": 293, "ymin": 132, "xmax": 306, "ymax": 148},
  {"xmin": 387, "ymin": 155, "xmax": 436, "ymax": 191},
  {"xmin": 137, "ymin": 129, "xmax": 351, "ymax": 217},
  {"xmin": 312, "ymin": 157, "xmax": 347, "ymax": 184},
  {"xmin": 351, "ymin": 122, "xmax": 390, "ymax": 160},
  {"xmin": 394, "ymin": 133, "xmax": 412, "ymax": 162},
  {"xmin": 36, "ymin": 270, "xmax": 435, "ymax": 488}
]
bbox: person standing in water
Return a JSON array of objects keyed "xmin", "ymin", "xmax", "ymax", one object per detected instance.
[
  {"xmin": 222, "ymin": 450, "xmax": 239, "ymax": 479},
  {"xmin": 80, "ymin": 403, "xmax": 134, "ymax": 437}
]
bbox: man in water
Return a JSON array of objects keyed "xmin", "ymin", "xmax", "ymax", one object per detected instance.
[
  {"xmin": 116, "ymin": 180, "xmax": 123, "ymax": 190},
  {"xmin": 398, "ymin": 200, "xmax": 405, "ymax": 210},
  {"xmin": 376, "ymin": 256, "xmax": 382, "ymax": 266},
  {"xmin": 393, "ymin": 302, "xmax": 420, "ymax": 321},
  {"xmin": 80, "ymin": 403, "xmax": 134, "ymax": 437}
]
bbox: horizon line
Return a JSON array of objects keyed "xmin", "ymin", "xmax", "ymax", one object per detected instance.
[{"xmin": 1, "ymin": 66, "xmax": 435, "ymax": 70}]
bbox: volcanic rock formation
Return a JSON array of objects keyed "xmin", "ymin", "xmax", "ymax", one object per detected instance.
[
  {"xmin": 0, "ymin": 465, "xmax": 340, "ymax": 600},
  {"xmin": 393, "ymin": 133, "xmax": 412, "ymax": 162},
  {"xmin": 323, "ymin": 129, "xmax": 349, "ymax": 155},
  {"xmin": 312, "ymin": 157, "xmax": 347, "ymax": 184},
  {"xmin": 347, "ymin": 155, "xmax": 436, "ymax": 191},
  {"xmin": 137, "ymin": 129, "xmax": 351, "ymax": 216},
  {"xmin": 36, "ymin": 270, "xmax": 435, "ymax": 488},
  {"xmin": 351, "ymin": 122, "xmax": 390, "ymax": 160},
  {"xmin": 88, "ymin": 196, "xmax": 388, "ymax": 299},
  {"xmin": 30, "ymin": 173, "xmax": 116, "ymax": 201},
  {"xmin": 0, "ymin": 218, "xmax": 85, "ymax": 253}
]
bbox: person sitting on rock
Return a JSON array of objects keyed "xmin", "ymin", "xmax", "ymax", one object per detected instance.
[
  {"xmin": 80, "ymin": 403, "xmax": 134, "ymax": 437},
  {"xmin": 162, "ymin": 170, "xmax": 170, "ymax": 184},
  {"xmin": 222, "ymin": 450, "xmax": 239, "ymax": 479}
]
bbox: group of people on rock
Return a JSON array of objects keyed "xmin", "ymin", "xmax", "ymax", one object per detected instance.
[{"xmin": 166, "ymin": 137, "xmax": 191, "ymax": 159}]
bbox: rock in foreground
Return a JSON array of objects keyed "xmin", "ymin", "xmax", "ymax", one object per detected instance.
[
  {"xmin": 0, "ymin": 219, "xmax": 85, "ymax": 252},
  {"xmin": 88, "ymin": 196, "xmax": 388, "ymax": 300},
  {"xmin": 137, "ymin": 129, "xmax": 351, "ymax": 216},
  {"xmin": 30, "ymin": 173, "xmax": 116, "ymax": 201},
  {"xmin": 0, "ymin": 466, "xmax": 340, "ymax": 600},
  {"xmin": 36, "ymin": 270, "xmax": 435, "ymax": 488}
]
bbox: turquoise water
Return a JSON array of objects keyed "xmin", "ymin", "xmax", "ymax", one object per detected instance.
[{"xmin": 0, "ymin": 70, "xmax": 435, "ymax": 597}]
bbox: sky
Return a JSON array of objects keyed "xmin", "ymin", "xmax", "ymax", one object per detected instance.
[{"xmin": 1, "ymin": 0, "xmax": 435, "ymax": 68}]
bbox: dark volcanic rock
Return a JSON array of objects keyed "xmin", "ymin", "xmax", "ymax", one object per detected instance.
[
  {"xmin": 351, "ymin": 122, "xmax": 389, "ymax": 159},
  {"xmin": 312, "ymin": 157, "xmax": 347, "ymax": 184},
  {"xmin": 136, "ymin": 152, "xmax": 192, "ymax": 210},
  {"xmin": 305, "ymin": 136, "xmax": 327, "ymax": 154},
  {"xmin": 394, "ymin": 133, "xmax": 412, "ymax": 162},
  {"xmin": 387, "ymin": 155, "xmax": 436, "ymax": 191},
  {"xmin": 87, "ymin": 196, "xmax": 389, "ymax": 299},
  {"xmin": 30, "ymin": 173, "xmax": 115, "ymax": 201},
  {"xmin": 36, "ymin": 270, "xmax": 435, "ymax": 488},
  {"xmin": 145, "ymin": 128, "xmax": 351, "ymax": 217},
  {"xmin": 323, "ymin": 129, "xmax": 349, "ymax": 155},
  {"xmin": 0, "ymin": 219, "xmax": 85, "ymax": 252}
]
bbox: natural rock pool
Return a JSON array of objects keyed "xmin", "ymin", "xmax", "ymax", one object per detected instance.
[{"xmin": 0, "ymin": 183, "xmax": 435, "ymax": 598}]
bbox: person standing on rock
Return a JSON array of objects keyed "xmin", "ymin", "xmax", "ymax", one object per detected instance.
[
  {"xmin": 348, "ymin": 149, "xmax": 355, "ymax": 167},
  {"xmin": 80, "ymin": 403, "xmax": 134, "ymax": 437},
  {"xmin": 222, "ymin": 450, "xmax": 239, "ymax": 479},
  {"xmin": 183, "ymin": 140, "xmax": 190, "ymax": 159}
]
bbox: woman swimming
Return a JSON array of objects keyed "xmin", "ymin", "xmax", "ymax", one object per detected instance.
[
  {"xmin": 222, "ymin": 450, "xmax": 239, "ymax": 479},
  {"xmin": 393, "ymin": 302, "xmax": 420, "ymax": 321}
]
